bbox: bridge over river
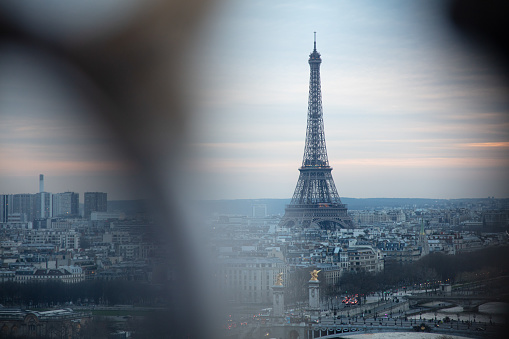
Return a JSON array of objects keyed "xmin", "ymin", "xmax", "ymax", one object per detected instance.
[
  {"xmin": 406, "ymin": 294, "xmax": 503, "ymax": 312},
  {"xmin": 237, "ymin": 316, "xmax": 503, "ymax": 339}
]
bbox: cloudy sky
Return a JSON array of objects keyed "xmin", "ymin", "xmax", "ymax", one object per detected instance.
[
  {"xmin": 1, "ymin": 0, "xmax": 509, "ymax": 200},
  {"xmin": 0, "ymin": 44, "xmax": 140, "ymax": 199},
  {"xmin": 187, "ymin": 0, "xmax": 509, "ymax": 200}
]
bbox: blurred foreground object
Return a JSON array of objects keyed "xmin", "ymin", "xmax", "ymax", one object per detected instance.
[
  {"xmin": 0, "ymin": 0, "xmax": 220, "ymax": 338},
  {"xmin": 450, "ymin": 0, "xmax": 509, "ymax": 69}
]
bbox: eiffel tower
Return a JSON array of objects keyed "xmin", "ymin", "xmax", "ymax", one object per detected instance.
[{"xmin": 280, "ymin": 34, "xmax": 352, "ymax": 230}]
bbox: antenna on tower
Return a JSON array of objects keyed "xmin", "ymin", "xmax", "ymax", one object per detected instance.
[{"xmin": 314, "ymin": 32, "xmax": 317, "ymax": 50}]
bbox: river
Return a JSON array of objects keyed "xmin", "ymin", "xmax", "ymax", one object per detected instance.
[{"xmin": 408, "ymin": 301, "xmax": 508, "ymax": 324}]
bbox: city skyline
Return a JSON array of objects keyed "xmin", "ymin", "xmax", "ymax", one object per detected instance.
[{"xmin": 1, "ymin": 1, "xmax": 509, "ymax": 200}]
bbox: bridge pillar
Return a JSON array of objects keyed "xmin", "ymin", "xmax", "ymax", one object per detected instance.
[
  {"xmin": 258, "ymin": 324, "xmax": 306, "ymax": 339},
  {"xmin": 309, "ymin": 280, "xmax": 320, "ymax": 316},
  {"xmin": 272, "ymin": 285, "xmax": 285, "ymax": 318}
]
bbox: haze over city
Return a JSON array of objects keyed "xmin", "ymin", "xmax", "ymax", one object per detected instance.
[
  {"xmin": 1, "ymin": 0, "xmax": 509, "ymax": 200},
  {"xmin": 1, "ymin": 2, "xmax": 509, "ymax": 339}
]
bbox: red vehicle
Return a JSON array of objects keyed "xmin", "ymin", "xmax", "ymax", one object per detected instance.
[{"xmin": 342, "ymin": 294, "xmax": 358, "ymax": 304}]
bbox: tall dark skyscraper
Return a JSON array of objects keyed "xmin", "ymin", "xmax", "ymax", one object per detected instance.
[
  {"xmin": 280, "ymin": 35, "xmax": 352, "ymax": 230},
  {"xmin": 0, "ymin": 194, "xmax": 9, "ymax": 223},
  {"xmin": 12, "ymin": 193, "xmax": 35, "ymax": 222},
  {"xmin": 84, "ymin": 192, "xmax": 107, "ymax": 219},
  {"xmin": 53, "ymin": 192, "xmax": 79, "ymax": 217}
]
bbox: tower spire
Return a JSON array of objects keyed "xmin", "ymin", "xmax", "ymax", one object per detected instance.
[{"xmin": 279, "ymin": 37, "xmax": 352, "ymax": 230}]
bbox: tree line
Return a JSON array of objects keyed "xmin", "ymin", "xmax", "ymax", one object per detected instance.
[
  {"xmin": 2, "ymin": 245, "xmax": 508, "ymax": 307},
  {"xmin": 284, "ymin": 245, "xmax": 509, "ymax": 301},
  {"xmin": 0, "ymin": 280, "xmax": 173, "ymax": 307},
  {"xmin": 338, "ymin": 245, "xmax": 509, "ymax": 297}
]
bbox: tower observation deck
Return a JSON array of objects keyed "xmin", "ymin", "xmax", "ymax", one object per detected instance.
[{"xmin": 280, "ymin": 35, "xmax": 352, "ymax": 230}]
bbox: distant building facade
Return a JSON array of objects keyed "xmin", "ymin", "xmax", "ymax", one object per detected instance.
[
  {"xmin": 12, "ymin": 265, "xmax": 84, "ymax": 283},
  {"xmin": 346, "ymin": 245, "xmax": 384, "ymax": 273},
  {"xmin": 0, "ymin": 308, "xmax": 87, "ymax": 338},
  {"xmin": 252, "ymin": 204, "xmax": 267, "ymax": 218},
  {"xmin": 218, "ymin": 257, "xmax": 288, "ymax": 304},
  {"xmin": 11, "ymin": 194, "xmax": 35, "ymax": 223},
  {"xmin": 84, "ymin": 192, "xmax": 107, "ymax": 219},
  {"xmin": 52, "ymin": 192, "xmax": 79, "ymax": 217},
  {"xmin": 34, "ymin": 192, "xmax": 52, "ymax": 219},
  {"xmin": 0, "ymin": 194, "xmax": 10, "ymax": 223}
]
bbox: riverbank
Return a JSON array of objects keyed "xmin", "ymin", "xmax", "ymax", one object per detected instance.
[{"xmin": 347, "ymin": 333, "xmax": 473, "ymax": 339}]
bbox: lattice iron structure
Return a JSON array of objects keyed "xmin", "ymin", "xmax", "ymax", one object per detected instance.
[{"xmin": 280, "ymin": 35, "xmax": 352, "ymax": 230}]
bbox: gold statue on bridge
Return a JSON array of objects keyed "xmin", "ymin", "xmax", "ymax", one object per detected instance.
[
  {"xmin": 275, "ymin": 272, "xmax": 283, "ymax": 286},
  {"xmin": 310, "ymin": 270, "xmax": 321, "ymax": 281}
]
